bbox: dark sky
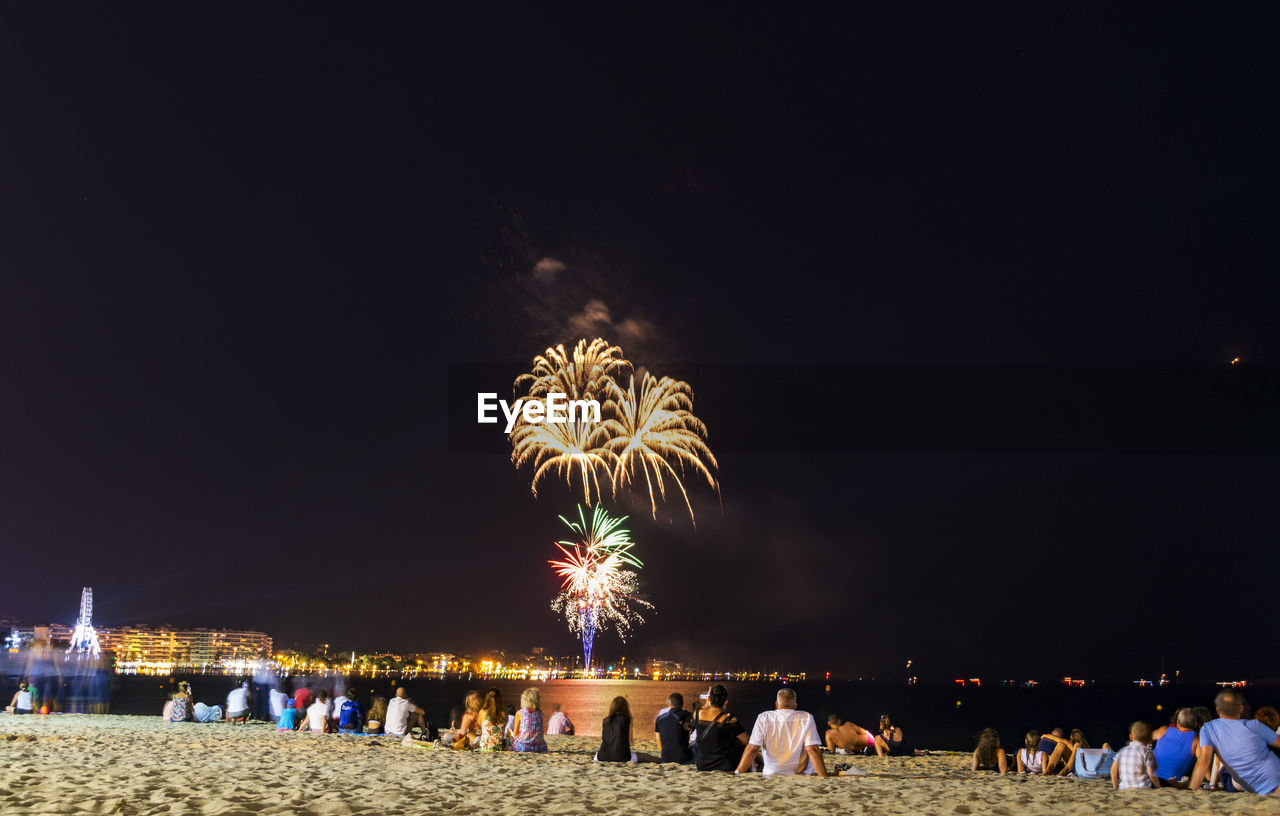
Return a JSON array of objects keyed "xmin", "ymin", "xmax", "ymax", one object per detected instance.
[{"xmin": 2, "ymin": 3, "xmax": 1277, "ymax": 681}]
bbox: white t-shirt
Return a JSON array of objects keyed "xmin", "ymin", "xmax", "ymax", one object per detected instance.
[
  {"xmin": 385, "ymin": 697, "xmax": 414, "ymax": 736},
  {"xmin": 748, "ymin": 709, "xmax": 822, "ymax": 776},
  {"xmin": 331, "ymin": 696, "xmax": 347, "ymax": 719},
  {"xmin": 305, "ymin": 701, "xmax": 328, "ymax": 732},
  {"xmin": 269, "ymin": 689, "xmax": 288, "ymax": 718},
  {"xmin": 226, "ymin": 687, "xmax": 249, "ymax": 713}
]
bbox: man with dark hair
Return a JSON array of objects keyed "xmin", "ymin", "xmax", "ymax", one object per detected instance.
[
  {"xmin": 825, "ymin": 714, "xmax": 874, "ymax": 754},
  {"xmin": 655, "ymin": 692, "xmax": 693, "ymax": 764},
  {"xmin": 1190, "ymin": 691, "xmax": 1280, "ymax": 794}
]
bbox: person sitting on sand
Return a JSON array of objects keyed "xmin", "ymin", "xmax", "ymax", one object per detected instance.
[
  {"xmin": 7, "ymin": 682, "xmax": 34, "ymax": 715},
  {"xmin": 269, "ymin": 687, "xmax": 289, "ymax": 723},
  {"xmin": 365, "ymin": 696, "xmax": 387, "ymax": 735},
  {"xmin": 505, "ymin": 703, "xmax": 517, "ymax": 741},
  {"xmin": 511, "ymin": 687, "xmax": 548, "ymax": 753},
  {"xmin": 385, "ymin": 687, "xmax": 429, "ymax": 740},
  {"xmin": 226, "ymin": 681, "xmax": 251, "ymax": 724},
  {"xmin": 475, "ymin": 688, "xmax": 508, "ymax": 751},
  {"xmin": 1112, "ymin": 721, "xmax": 1161, "ymax": 789},
  {"xmin": 1035, "ymin": 728, "xmax": 1071, "ymax": 775},
  {"xmin": 1016, "ymin": 731, "xmax": 1047, "ymax": 774},
  {"xmin": 1152, "ymin": 708, "xmax": 1199, "ymax": 785},
  {"xmin": 826, "ymin": 714, "xmax": 875, "ymax": 755},
  {"xmin": 277, "ymin": 699, "xmax": 304, "ymax": 732},
  {"xmin": 694, "ymin": 685, "xmax": 749, "ymax": 772},
  {"xmin": 1254, "ymin": 707, "xmax": 1280, "ymax": 739},
  {"xmin": 1190, "ymin": 690, "xmax": 1280, "ymax": 795},
  {"xmin": 338, "ymin": 689, "xmax": 364, "ymax": 734},
  {"xmin": 972, "ymin": 728, "xmax": 1009, "ymax": 773},
  {"xmin": 304, "ymin": 691, "xmax": 330, "ymax": 733},
  {"xmin": 169, "ymin": 682, "xmax": 194, "ymax": 722},
  {"xmin": 293, "ymin": 683, "xmax": 312, "ymax": 716},
  {"xmin": 655, "ymin": 693, "xmax": 693, "ymax": 764},
  {"xmin": 597, "ymin": 696, "xmax": 636, "ymax": 763},
  {"xmin": 735, "ymin": 688, "xmax": 827, "ymax": 777},
  {"xmin": 445, "ymin": 690, "xmax": 482, "ymax": 749},
  {"xmin": 874, "ymin": 715, "xmax": 910, "ymax": 757},
  {"xmin": 329, "ymin": 689, "xmax": 349, "ymax": 732},
  {"xmin": 545, "ymin": 702, "xmax": 574, "ymax": 736}
]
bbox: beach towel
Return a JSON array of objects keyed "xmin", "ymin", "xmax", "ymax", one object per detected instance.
[{"xmin": 1074, "ymin": 748, "xmax": 1116, "ymax": 779}]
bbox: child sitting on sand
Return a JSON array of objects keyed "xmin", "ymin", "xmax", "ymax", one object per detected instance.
[
  {"xmin": 1112, "ymin": 721, "xmax": 1161, "ymax": 789},
  {"xmin": 277, "ymin": 699, "xmax": 303, "ymax": 732}
]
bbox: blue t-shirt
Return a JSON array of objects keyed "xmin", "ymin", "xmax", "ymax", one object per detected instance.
[
  {"xmin": 1199, "ymin": 718, "xmax": 1280, "ymax": 794},
  {"xmin": 339, "ymin": 700, "xmax": 364, "ymax": 731},
  {"xmin": 277, "ymin": 707, "xmax": 303, "ymax": 730}
]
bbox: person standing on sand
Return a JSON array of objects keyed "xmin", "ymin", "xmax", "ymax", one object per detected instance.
[
  {"xmin": 735, "ymin": 688, "xmax": 827, "ymax": 777},
  {"xmin": 825, "ymin": 715, "xmax": 875, "ymax": 755},
  {"xmin": 545, "ymin": 702, "xmax": 574, "ymax": 735}
]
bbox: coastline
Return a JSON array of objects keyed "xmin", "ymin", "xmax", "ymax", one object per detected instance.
[{"xmin": 1, "ymin": 714, "xmax": 1273, "ymax": 815}]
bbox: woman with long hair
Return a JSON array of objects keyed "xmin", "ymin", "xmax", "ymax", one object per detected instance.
[
  {"xmin": 1016, "ymin": 730, "xmax": 1046, "ymax": 774},
  {"xmin": 512, "ymin": 687, "xmax": 548, "ymax": 753},
  {"xmin": 475, "ymin": 688, "xmax": 507, "ymax": 751},
  {"xmin": 365, "ymin": 696, "xmax": 388, "ymax": 735},
  {"xmin": 597, "ymin": 696, "xmax": 635, "ymax": 763},
  {"xmin": 972, "ymin": 728, "xmax": 1008, "ymax": 772},
  {"xmin": 693, "ymin": 685, "xmax": 748, "ymax": 772}
]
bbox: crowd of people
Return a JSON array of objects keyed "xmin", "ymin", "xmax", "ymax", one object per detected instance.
[
  {"xmin": 965, "ymin": 691, "xmax": 1280, "ymax": 795},
  {"xmin": 14, "ymin": 670, "xmax": 1277, "ymax": 794}
]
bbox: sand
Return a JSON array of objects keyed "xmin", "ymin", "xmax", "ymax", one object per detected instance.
[{"xmin": 2, "ymin": 715, "xmax": 1278, "ymax": 816}]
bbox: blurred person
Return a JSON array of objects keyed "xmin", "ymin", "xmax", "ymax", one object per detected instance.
[
  {"xmin": 1254, "ymin": 707, "xmax": 1280, "ymax": 737},
  {"xmin": 330, "ymin": 689, "xmax": 349, "ymax": 731},
  {"xmin": 655, "ymin": 693, "xmax": 693, "ymax": 764},
  {"xmin": 545, "ymin": 702, "xmax": 574, "ymax": 735},
  {"xmin": 972, "ymin": 728, "xmax": 1009, "ymax": 773},
  {"xmin": 735, "ymin": 688, "xmax": 826, "ymax": 777},
  {"xmin": 1112, "ymin": 721, "xmax": 1161, "ymax": 789},
  {"xmin": 303, "ymin": 691, "xmax": 330, "ymax": 733},
  {"xmin": 365, "ymin": 696, "xmax": 388, "ymax": 735},
  {"xmin": 511, "ymin": 687, "xmax": 548, "ymax": 753},
  {"xmin": 505, "ymin": 702, "xmax": 517, "ymax": 740},
  {"xmin": 338, "ymin": 688, "xmax": 364, "ymax": 734},
  {"xmin": 293, "ymin": 683, "xmax": 313, "ymax": 715},
  {"xmin": 269, "ymin": 687, "xmax": 289, "ymax": 723},
  {"xmin": 385, "ymin": 687, "xmax": 429, "ymax": 740},
  {"xmin": 7, "ymin": 682, "xmax": 34, "ymax": 715},
  {"xmin": 225, "ymin": 681, "xmax": 251, "ymax": 724},
  {"xmin": 1190, "ymin": 690, "xmax": 1280, "ymax": 794},
  {"xmin": 446, "ymin": 690, "xmax": 482, "ymax": 749},
  {"xmin": 596, "ymin": 696, "xmax": 636, "ymax": 763},
  {"xmin": 693, "ymin": 685, "xmax": 748, "ymax": 772},
  {"xmin": 277, "ymin": 699, "xmax": 304, "ymax": 732},
  {"xmin": 169, "ymin": 682, "xmax": 194, "ymax": 722}
]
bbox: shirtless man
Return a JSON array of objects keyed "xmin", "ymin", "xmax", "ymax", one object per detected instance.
[{"xmin": 825, "ymin": 714, "xmax": 874, "ymax": 753}]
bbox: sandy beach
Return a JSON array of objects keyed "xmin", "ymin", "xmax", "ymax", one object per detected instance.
[{"xmin": 2, "ymin": 715, "xmax": 1279, "ymax": 816}]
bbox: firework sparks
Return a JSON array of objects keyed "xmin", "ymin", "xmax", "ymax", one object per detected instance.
[
  {"xmin": 603, "ymin": 372, "xmax": 719, "ymax": 524},
  {"xmin": 510, "ymin": 338, "xmax": 718, "ymax": 524},
  {"xmin": 547, "ymin": 504, "xmax": 652, "ymax": 670}
]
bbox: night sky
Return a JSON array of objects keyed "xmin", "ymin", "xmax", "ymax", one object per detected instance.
[{"xmin": 2, "ymin": 4, "xmax": 1277, "ymax": 681}]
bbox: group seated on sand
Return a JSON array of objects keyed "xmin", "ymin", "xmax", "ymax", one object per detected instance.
[
  {"xmin": 156, "ymin": 678, "xmax": 1280, "ymax": 793},
  {"xmin": 963, "ymin": 690, "xmax": 1280, "ymax": 795}
]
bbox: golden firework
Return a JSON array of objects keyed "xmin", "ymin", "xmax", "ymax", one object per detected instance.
[{"xmin": 602, "ymin": 372, "xmax": 719, "ymax": 524}]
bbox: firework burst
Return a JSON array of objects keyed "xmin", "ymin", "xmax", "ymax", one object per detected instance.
[
  {"xmin": 510, "ymin": 338, "xmax": 719, "ymax": 524},
  {"xmin": 547, "ymin": 504, "xmax": 652, "ymax": 670}
]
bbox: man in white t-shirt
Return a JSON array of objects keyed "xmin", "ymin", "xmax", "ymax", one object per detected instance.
[
  {"xmin": 735, "ymin": 688, "xmax": 827, "ymax": 777},
  {"xmin": 384, "ymin": 687, "xmax": 428, "ymax": 738}
]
